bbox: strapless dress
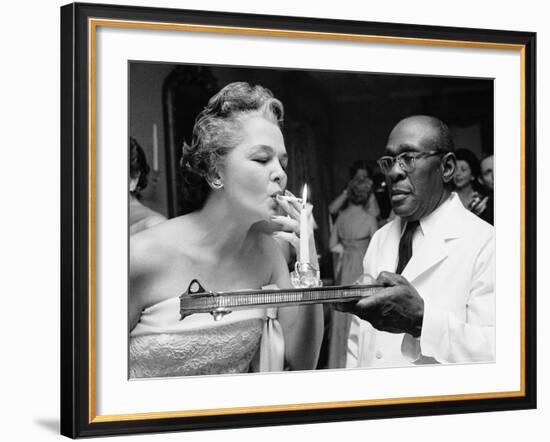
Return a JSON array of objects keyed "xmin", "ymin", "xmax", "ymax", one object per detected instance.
[{"xmin": 129, "ymin": 296, "xmax": 283, "ymax": 378}]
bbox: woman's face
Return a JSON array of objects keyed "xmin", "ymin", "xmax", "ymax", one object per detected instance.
[
  {"xmin": 220, "ymin": 115, "xmax": 288, "ymax": 222},
  {"xmin": 454, "ymin": 160, "xmax": 474, "ymax": 189},
  {"xmin": 353, "ymin": 168, "xmax": 369, "ymax": 181}
]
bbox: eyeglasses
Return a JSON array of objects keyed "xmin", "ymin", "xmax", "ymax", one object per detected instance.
[{"xmin": 377, "ymin": 150, "xmax": 442, "ymax": 175}]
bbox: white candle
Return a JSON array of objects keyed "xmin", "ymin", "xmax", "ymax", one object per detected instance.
[
  {"xmin": 152, "ymin": 123, "xmax": 159, "ymax": 172},
  {"xmin": 299, "ymin": 184, "xmax": 309, "ymax": 263}
]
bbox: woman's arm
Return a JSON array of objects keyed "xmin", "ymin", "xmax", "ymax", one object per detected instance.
[
  {"xmin": 258, "ymin": 231, "xmax": 322, "ymax": 371},
  {"xmin": 271, "ymin": 247, "xmax": 324, "ymax": 371},
  {"xmin": 329, "ymin": 217, "xmax": 341, "ymax": 251},
  {"xmin": 328, "ymin": 189, "xmax": 348, "ymax": 216}
]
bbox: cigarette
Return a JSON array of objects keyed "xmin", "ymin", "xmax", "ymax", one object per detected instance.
[{"xmin": 277, "ymin": 191, "xmax": 302, "ymax": 204}]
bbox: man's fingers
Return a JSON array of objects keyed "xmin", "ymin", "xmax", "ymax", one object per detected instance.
[
  {"xmin": 375, "ymin": 271, "xmax": 406, "ymax": 286},
  {"xmin": 354, "ymin": 273, "xmax": 377, "ymax": 285},
  {"xmin": 354, "ymin": 292, "xmax": 385, "ymax": 310},
  {"xmin": 335, "ymin": 292, "xmax": 384, "ymax": 315},
  {"xmin": 333, "ymin": 301, "xmax": 354, "ymax": 313}
]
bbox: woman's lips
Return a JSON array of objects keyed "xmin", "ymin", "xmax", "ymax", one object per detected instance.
[{"xmin": 454, "ymin": 177, "xmax": 466, "ymax": 185}]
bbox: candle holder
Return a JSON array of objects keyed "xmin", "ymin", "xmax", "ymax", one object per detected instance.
[{"xmin": 290, "ymin": 262, "xmax": 322, "ymax": 288}]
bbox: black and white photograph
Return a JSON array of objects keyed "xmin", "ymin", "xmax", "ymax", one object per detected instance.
[
  {"xmin": 3, "ymin": 0, "xmax": 546, "ymax": 440},
  {"xmin": 128, "ymin": 62, "xmax": 495, "ymax": 378},
  {"xmin": 55, "ymin": 2, "xmax": 537, "ymax": 438}
]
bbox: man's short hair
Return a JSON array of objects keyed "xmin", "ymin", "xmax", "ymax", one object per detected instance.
[{"xmin": 422, "ymin": 116, "xmax": 455, "ymax": 153}]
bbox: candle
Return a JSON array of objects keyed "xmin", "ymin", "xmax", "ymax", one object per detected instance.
[
  {"xmin": 299, "ymin": 184, "xmax": 309, "ymax": 263},
  {"xmin": 152, "ymin": 123, "xmax": 159, "ymax": 172}
]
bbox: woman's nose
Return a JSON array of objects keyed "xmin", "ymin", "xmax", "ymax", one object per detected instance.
[{"xmin": 271, "ymin": 162, "xmax": 287, "ymax": 185}]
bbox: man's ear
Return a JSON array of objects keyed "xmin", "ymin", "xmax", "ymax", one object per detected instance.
[{"xmin": 441, "ymin": 152, "xmax": 456, "ymax": 184}]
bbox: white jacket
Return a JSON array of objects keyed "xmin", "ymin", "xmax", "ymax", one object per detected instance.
[{"xmin": 347, "ymin": 193, "xmax": 495, "ymax": 367}]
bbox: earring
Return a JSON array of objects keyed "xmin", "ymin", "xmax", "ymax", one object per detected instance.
[{"xmin": 211, "ymin": 179, "xmax": 224, "ymax": 189}]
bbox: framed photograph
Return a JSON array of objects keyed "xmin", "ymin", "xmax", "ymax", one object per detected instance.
[{"xmin": 60, "ymin": 2, "xmax": 536, "ymax": 438}]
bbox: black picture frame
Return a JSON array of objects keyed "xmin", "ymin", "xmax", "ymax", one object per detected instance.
[{"xmin": 61, "ymin": 2, "xmax": 536, "ymax": 438}]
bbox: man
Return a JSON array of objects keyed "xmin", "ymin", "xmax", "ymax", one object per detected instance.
[
  {"xmin": 341, "ymin": 115, "xmax": 495, "ymax": 367},
  {"xmin": 480, "ymin": 154, "xmax": 494, "ymax": 191},
  {"xmin": 477, "ymin": 154, "xmax": 494, "ymax": 225}
]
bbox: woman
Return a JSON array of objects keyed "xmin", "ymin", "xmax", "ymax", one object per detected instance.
[
  {"xmin": 327, "ymin": 161, "xmax": 380, "ymax": 288},
  {"xmin": 329, "ymin": 176, "xmax": 378, "ymax": 285},
  {"xmin": 324, "ymin": 175, "xmax": 378, "ymax": 369},
  {"xmin": 129, "ymin": 137, "xmax": 166, "ymax": 235},
  {"xmin": 129, "ymin": 82, "xmax": 323, "ymax": 378},
  {"xmin": 453, "ymin": 148, "xmax": 490, "ymax": 221}
]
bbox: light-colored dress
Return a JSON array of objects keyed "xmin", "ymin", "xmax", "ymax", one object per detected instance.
[
  {"xmin": 130, "ymin": 296, "xmax": 283, "ymax": 378},
  {"xmin": 326, "ymin": 205, "xmax": 377, "ymax": 368}
]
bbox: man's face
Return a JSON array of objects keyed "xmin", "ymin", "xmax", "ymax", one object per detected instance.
[
  {"xmin": 384, "ymin": 118, "xmax": 448, "ymax": 221},
  {"xmin": 480, "ymin": 155, "xmax": 494, "ymax": 190}
]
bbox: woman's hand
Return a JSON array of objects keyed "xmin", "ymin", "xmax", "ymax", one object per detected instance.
[
  {"xmin": 330, "ymin": 242, "xmax": 344, "ymax": 257},
  {"xmin": 270, "ymin": 190, "xmax": 308, "ymax": 248},
  {"xmin": 270, "ymin": 190, "xmax": 317, "ymax": 266},
  {"xmin": 469, "ymin": 194, "xmax": 489, "ymax": 216}
]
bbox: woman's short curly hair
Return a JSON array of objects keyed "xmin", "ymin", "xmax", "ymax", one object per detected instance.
[
  {"xmin": 348, "ymin": 160, "xmax": 372, "ymax": 180},
  {"xmin": 129, "ymin": 137, "xmax": 150, "ymax": 194},
  {"xmin": 455, "ymin": 148, "xmax": 481, "ymax": 180},
  {"xmin": 180, "ymin": 82, "xmax": 284, "ymax": 212}
]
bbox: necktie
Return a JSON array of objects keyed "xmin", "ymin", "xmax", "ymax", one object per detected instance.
[{"xmin": 396, "ymin": 220, "xmax": 420, "ymax": 274}]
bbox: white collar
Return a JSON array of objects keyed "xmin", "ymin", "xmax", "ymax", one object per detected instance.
[{"xmin": 399, "ymin": 192, "xmax": 460, "ymax": 239}]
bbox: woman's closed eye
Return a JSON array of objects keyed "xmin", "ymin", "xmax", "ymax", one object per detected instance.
[
  {"xmin": 252, "ymin": 156, "xmax": 270, "ymax": 164},
  {"xmin": 251, "ymin": 154, "xmax": 287, "ymax": 171}
]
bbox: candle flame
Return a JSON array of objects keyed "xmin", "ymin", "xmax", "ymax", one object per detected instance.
[{"xmin": 302, "ymin": 184, "xmax": 308, "ymax": 207}]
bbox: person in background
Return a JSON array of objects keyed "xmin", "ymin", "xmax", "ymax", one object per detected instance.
[
  {"xmin": 480, "ymin": 154, "xmax": 494, "ymax": 191},
  {"xmin": 129, "ymin": 137, "xmax": 167, "ymax": 235},
  {"xmin": 479, "ymin": 154, "xmax": 494, "ymax": 225},
  {"xmin": 330, "ymin": 174, "xmax": 378, "ymax": 285},
  {"xmin": 328, "ymin": 160, "xmax": 381, "ymax": 221},
  {"xmin": 328, "ymin": 160, "xmax": 381, "ymax": 285},
  {"xmin": 453, "ymin": 148, "xmax": 492, "ymax": 224},
  {"xmin": 325, "ymin": 174, "xmax": 378, "ymax": 368},
  {"xmin": 339, "ymin": 115, "xmax": 494, "ymax": 368}
]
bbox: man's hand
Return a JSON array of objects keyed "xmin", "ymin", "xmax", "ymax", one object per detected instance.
[{"xmin": 336, "ymin": 271, "xmax": 424, "ymax": 337}]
